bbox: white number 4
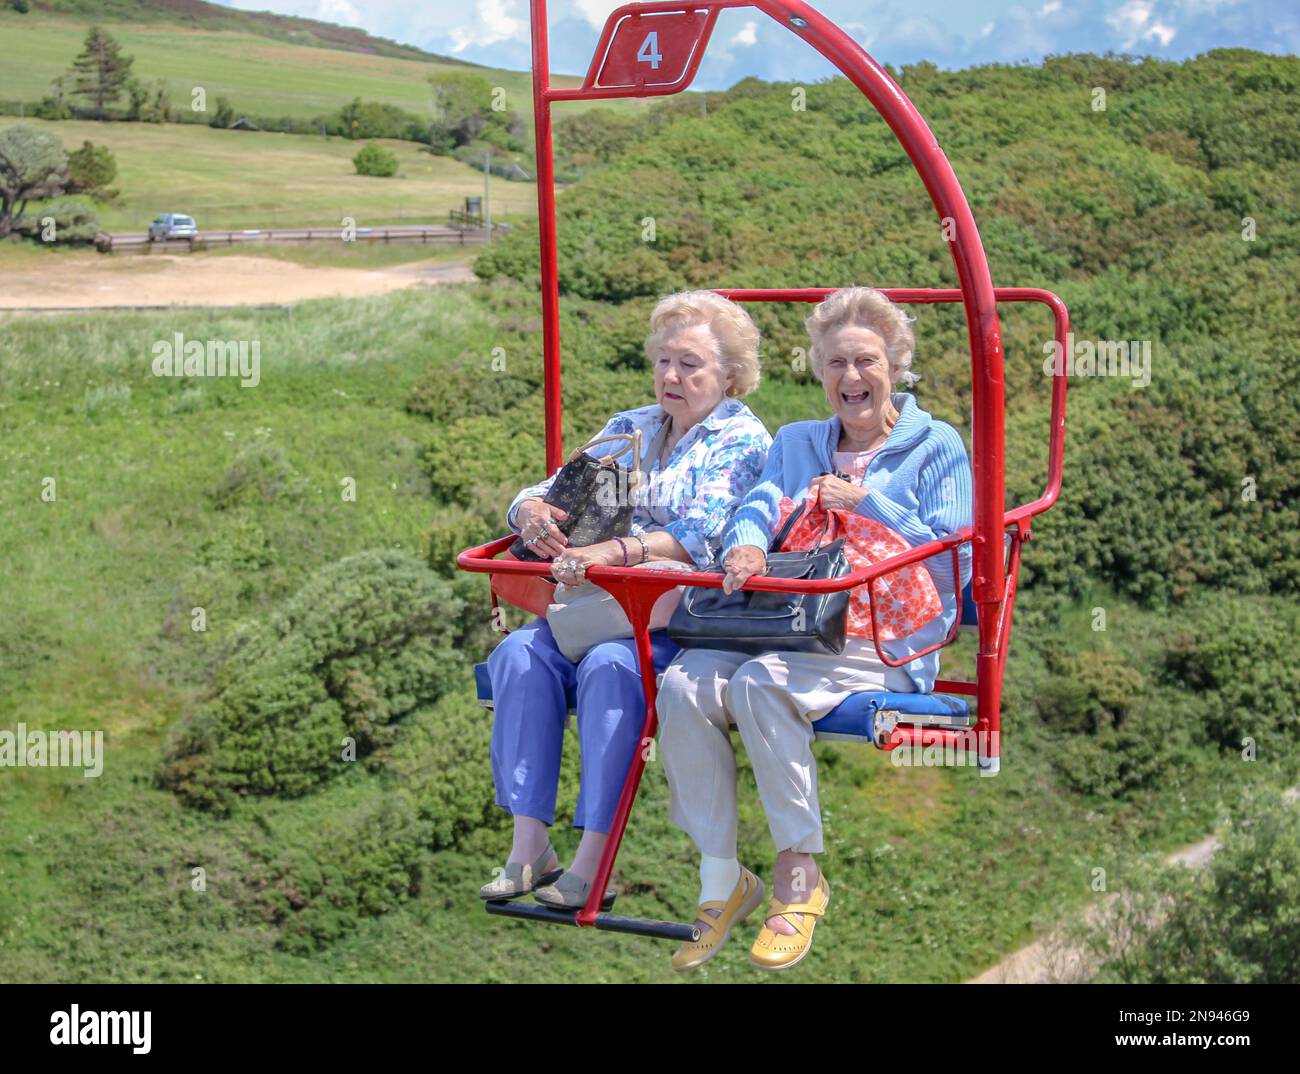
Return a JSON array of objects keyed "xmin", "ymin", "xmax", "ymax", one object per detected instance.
[{"xmin": 637, "ymin": 31, "xmax": 663, "ymax": 70}]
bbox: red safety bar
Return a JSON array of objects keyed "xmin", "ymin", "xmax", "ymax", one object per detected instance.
[{"xmin": 458, "ymin": 0, "xmax": 1069, "ymax": 937}]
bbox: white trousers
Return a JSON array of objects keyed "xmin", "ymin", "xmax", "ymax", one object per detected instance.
[{"xmin": 657, "ymin": 640, "xmax": 916, "ymax": 856}]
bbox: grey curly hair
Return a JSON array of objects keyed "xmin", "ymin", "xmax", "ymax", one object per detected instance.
[{"xmin": 805, "ymin": 286, "xmax": 919, "ymax": 388}]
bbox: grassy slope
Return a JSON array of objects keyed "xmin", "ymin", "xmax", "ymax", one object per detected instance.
[
  {"xmin": 0, "ymin": 287, "xmax": 1276, "ymax": 983},
  {"xmin": 0, "ymin": 11, "xmax": 642, "ymax": 121},
  {"xmin": 0, "ymin": 116, "xmax": 539, "ymax": 230},
  {"xmin": 32, "ymin": 0, "xmax": 473, "ymax": 63}
]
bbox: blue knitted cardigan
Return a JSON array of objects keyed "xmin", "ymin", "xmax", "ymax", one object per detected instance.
[{"xmin": 721, "ymin": 392, "xmax": 974, "ymax": 693}]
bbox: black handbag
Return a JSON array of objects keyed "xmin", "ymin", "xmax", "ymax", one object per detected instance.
[
  {"xmin": 510, "ymin": 430, "xmax": 644, "ymax": 561},
  {"xmin": 667, "ymin": 500, "xmax": 852, "ymax": 655}
]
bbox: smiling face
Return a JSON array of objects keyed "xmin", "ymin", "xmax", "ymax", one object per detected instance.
[
  {"xmin": 820, "ymin": 324, "xmax": 895, "ymax": 438},
  {"xmin": 653, "ymin": 322, "xmax": 733, "ymax": 428}
]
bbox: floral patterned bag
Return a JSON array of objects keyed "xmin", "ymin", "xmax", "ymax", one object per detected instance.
[{"xmin": 773, "ymin": 489, "xmax": 943, "ymax": 641}]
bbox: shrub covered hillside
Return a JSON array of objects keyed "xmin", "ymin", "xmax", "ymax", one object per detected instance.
[{"xmin": 0, "ymin": 50, "xmax": 1296, "ymax": 984}]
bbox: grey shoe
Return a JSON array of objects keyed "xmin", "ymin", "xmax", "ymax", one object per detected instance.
[
  {"xmin": 479, "ymin": 843, "xmax": 562, "ymax": 900},
  {"xmin": 532, "ymin": 870, "xmax": 592, "ymax": 909}
]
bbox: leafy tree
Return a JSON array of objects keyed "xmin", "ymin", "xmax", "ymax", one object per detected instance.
[
  {"xmin": 149, "ymin": 80, "xmax": 174, "ymax": 123},
  {"xmin": 352, "ymin": 142, "xmax": 399, "ymax": 177},
  {"xmin": 35, "ymin": 75, "xmax": 72, "ymax": 120},
  {"xmin": 428, "ymin": 71, "xmax": 504, "ymax": 150},
  {"xmin": 210, "ymin": 96, "xmax": 235, "ymax": 129},
  {"xmin": 70, "ymin": 26, "xmax": 134, "ymax": 116},
  {"xmin": 123, "ymin": 77, "xmax": 149, "ymax": 120},
  {"xmin": 65, "ymin": 141, "xmax": 117, "ymax": 198},
  {"xmin": 0, "ymin": 124, "xmax": 68, "ymax": 238}
]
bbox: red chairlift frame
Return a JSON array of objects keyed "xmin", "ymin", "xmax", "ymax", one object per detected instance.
[{"xmin": 457, "ymin": 0, "xmax": 1069, "ymax": 940}]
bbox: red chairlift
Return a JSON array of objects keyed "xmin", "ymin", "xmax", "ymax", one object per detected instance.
[{"xmin": 457, "ymin": 0, "xmax": 1069, "ymax": 943}]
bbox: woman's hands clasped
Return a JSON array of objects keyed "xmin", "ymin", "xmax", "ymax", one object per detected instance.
[{"xmin": 722, "ymin": 544, "xmax": 766, "ymax": 595}]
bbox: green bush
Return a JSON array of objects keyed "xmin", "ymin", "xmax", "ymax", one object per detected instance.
[
  {"xmin": 405, "ymin": 353, "xmax": 540, "ymax": 422},
  {"xmin": 18, "ymin": 197, "xmax": 98, "ymax": 244},
  {"xmin": 423, "ymin": 415, "xmax": 541, "ymax": 507},
  {"xmin": 377, "ymin": 691, "xmax": 503, "ymax": 852},
  {"xmin": 1089, "ymin": 787, "xmax": 1300, "ymax": 982},
  {"xmin": 352, "ymin": 142, "xmax": 399, "ymax": 177},
  {"xmin": 158, "ymin": 550, "xmax": 464, "ymax": 811},
  {"xmin": 256, "ymin": 794, "xmax": 426, "ymax": 953},
  {"xmin": 209, "ymin": 440, "xmax": 305, "ymax": 510},
  {"xmin": 210, "ymin": 96, "xmax": 235, "ymax": 129},
  {"xmin": 1160, "ymin": 593, "xmax": 1300, "ymax": 752}
]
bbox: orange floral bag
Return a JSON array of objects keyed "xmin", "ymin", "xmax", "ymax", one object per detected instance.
[{"xmin": 773, "ymin": 491, "xmax": 943, "ymax": 641}]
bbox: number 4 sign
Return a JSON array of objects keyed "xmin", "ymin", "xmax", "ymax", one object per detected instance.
[{"xmin": 593, "ymin": 8, "xmax": 715, "ymax": 91}]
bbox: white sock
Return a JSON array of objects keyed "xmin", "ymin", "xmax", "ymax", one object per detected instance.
[{"xmin": 699, "ymin": 855, "xmax": 741, "ymax": 904}]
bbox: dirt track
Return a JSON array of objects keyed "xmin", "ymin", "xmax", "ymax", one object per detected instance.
[{"xmin": 0, "ymin": 252, "xmax": 476, "ymax": 309}]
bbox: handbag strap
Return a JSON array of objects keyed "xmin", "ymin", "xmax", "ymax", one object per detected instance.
[
  {"xmin": 769, "ymin": 501, "xmax": 806, "ymax": 554},
  {"xmin": 570, "ymin": 430, "xmax": 644, "ymax": 488},
  {"xmin": 768, "ymin": 486, "xmax": 847, "ymax": 555}
]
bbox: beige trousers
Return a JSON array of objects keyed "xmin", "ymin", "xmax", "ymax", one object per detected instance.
[{"xmin": 657, "ymin": 640, "xmax": 916, "ymax": 856}]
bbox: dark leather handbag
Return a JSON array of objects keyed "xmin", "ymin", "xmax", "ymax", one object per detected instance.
[
  {"xmin": 510, "ymin": 431, "xmax": 644, "ymax": 561},
  {"xmin": 667, "ymin": 501, "xmax": 851, "ymax": 655}
]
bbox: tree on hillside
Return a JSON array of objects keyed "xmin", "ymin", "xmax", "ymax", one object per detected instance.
[
  {"xmin": 70, "ymin": 26, "xmax": 134, "ymax": 116},
  {"xmin": 210, "ymin": 96, "xmax": 235, "ymax": 129},
  {"xmin": 0, "ymin": 124, "xmax": 69, "ymax": 238},
  {"xmin": 66, "ymin": 141, "xmax": 117, "ymax": 200},
  {"xmin": 427, "ymin": 71, "xmax": 498, "ymax": 151},
  {"xmin": 36, "ymin": 75, "xmax": 73, "ymax": 121},
  {"xmin": 124, "ymin": 77, "xmax": 149, "ymax": 121}
]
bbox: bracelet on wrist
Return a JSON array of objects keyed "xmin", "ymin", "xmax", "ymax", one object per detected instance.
[
  {"xmin": 614, "ymin": 537, "xmax": 629, "ymax": 567},
  {"xmin": 635, "ymin": 535, "xmax": 649, "ymax": 564}
]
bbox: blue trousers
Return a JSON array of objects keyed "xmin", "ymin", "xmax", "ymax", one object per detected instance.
[{"xmin": 488, "ymin": 616, "xmax": 681, "ymax": 833}]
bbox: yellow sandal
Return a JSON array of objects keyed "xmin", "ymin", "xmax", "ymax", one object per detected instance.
[
  {"xmin": 671, "ymin": 866, "xmax": 765, "ymax": 973},
  {"xmin": 748, "ymin": 872, "xmax": 830, "ymax": 971}
]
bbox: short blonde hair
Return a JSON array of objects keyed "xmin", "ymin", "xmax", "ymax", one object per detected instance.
[
  {"xmin": 645, "ymin": 290, "xmax": 761, "ymax": 398},
  {"xmin": 806, "ymin": 287, "xmax": 918, "ymax": 388}
]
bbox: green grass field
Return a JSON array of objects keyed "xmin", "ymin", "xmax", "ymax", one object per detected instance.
[
  {"xmin": 0, "ymin": 11, "xmax": 646, "ymax": 122},
  {"xmin": 0, "ymin": 116, "xmax": 539, "ymax": 231}
]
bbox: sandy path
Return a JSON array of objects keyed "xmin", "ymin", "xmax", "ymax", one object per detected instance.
[{"xmin": 0, "ymin": 252, "xmax": 477, "ymax": 309}]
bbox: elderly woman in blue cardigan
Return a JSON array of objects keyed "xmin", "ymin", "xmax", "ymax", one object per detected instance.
[
  {"xmin": 657, "ymin": 287, "xmax": 973, "ymax": 972},
  {"xmin": 480, "ymin": 291, "xmax": 771, "ymax": 910}
]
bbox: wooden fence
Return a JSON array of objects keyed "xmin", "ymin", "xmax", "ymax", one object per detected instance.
[{"xmin": 95, "ymin": 220, "xmax": 507, "ymax": 255}]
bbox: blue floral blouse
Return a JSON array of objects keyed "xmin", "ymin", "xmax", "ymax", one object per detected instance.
[{"xmin": 507, "ymin": 397, "xmax": 772, "ymax": 567}]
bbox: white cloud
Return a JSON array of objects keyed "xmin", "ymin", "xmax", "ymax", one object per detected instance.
[
  {"xmin": 1107, "ymin": 0, "xmax": 1178, "ymax": 49},
  {"xmin": 1040, "ymin": 1, "xmax": 1062, "ymax": 13},
  {"xmin": 1147, "ymin": 19, "xmax": 1177, "ymax": 44},
  {"xmin": 981, "ymin": 21, "xmax": 996, "ymax": 35},
  {"xmin": 731, "ymin": 20, "xmax": 759, "ymax": 47},
  {"xmin": 446, "ymin": 0, "xmax": 527, "ymax": 53},
  {"xmin": 311, "ymin": 0, "xmax": 362, "ymax": 24},
  {"xmin": 572, "ymin": 0, "xmax": 623, "ymax": 29}
]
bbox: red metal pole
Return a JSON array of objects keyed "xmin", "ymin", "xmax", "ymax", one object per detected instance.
[
  {"xmin": 531, "ymin": 0, "xmax": 564, "ymax": 473},
  {"xmin": 572, "ymin": 577, "xmax": 681, "ymax": 927}
]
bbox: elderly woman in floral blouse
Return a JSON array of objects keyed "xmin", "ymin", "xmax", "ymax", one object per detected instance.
[{"xmin": 480, "ymin": 291, "xmax": 772, "ymax": 909}]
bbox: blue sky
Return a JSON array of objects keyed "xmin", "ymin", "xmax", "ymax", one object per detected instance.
[{"xmin": 226, "ymin": 1, "xmax": 1299, "ymax": 88}]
